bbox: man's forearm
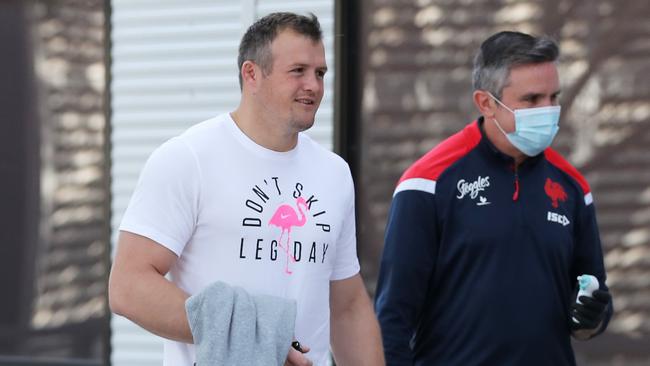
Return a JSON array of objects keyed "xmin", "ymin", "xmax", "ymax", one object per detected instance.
[
  {"xmin": 330, "ymin": 291, "xmax": 384, "ymax": 366},
  {"xmin": 109, "ymin": 264, "xmax": 193, "ymax": 343},
  {"xmin": 572, "ymin": 320, "xmax": 604, "ymax": 341}
]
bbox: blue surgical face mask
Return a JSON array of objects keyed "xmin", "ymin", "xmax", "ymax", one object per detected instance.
[{"xmin": 488, "ymin": 92, "xmax": 561, "ymax": 157}]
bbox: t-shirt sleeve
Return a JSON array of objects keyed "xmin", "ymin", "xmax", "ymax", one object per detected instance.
[
  {"xmin": 329, "ymin": 164, "xmax": 361, "ymax": 281},
  {"xmin": 119, "ymin": 137, "xmax": 201, "ymax": 256}
]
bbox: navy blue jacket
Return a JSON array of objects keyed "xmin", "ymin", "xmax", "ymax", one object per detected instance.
[{"xmin": 375, "ymin": 119, "xmax": 612, "ymax": 366}]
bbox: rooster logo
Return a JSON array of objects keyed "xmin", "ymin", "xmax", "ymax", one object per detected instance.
[{"xmin": 544, "ymin": 178, "xmax": 567, "ymax": 208}]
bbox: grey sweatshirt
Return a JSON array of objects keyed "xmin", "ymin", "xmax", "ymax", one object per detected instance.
[{"xmin": 185, "ymin": 281, "xmax": 297, "ymax": 366}]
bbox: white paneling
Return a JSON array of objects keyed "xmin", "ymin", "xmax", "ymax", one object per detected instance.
[{"xmin": 110, "ymin": 1, "xmax": 335, "ymax": 365}]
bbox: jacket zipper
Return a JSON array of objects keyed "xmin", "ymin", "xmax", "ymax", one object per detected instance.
[{"xmin": 513, "ymin": 169, "xmax": 520, "ymax": 201}]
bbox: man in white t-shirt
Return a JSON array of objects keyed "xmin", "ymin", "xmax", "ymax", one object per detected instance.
[{"xmin": 108, "ymin": 12, "xmax": 384, "ymax": 366}]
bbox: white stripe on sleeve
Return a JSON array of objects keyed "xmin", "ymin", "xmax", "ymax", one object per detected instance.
[{"xmin": 394, "ymin": 178, "xmax": 437, "ymax": 197}]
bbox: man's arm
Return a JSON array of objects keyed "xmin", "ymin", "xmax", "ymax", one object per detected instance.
[
  {"xmin": 108, "ymin": 231, "xmax": 193, "ymax": 343},
  {"xmin": 572, "ymin": 322, "xmax": 604, "ymax": 340},
  {"xmin": 330, "ymin": 274, "xmax": 384, "ymax": 366},
  {"xmin": 570, "ymin": 192, "xmax": 613, "ymax": 340},
  {"xmin": 374, "ymin": 190, "xmax": 438, "ymax": 364}
]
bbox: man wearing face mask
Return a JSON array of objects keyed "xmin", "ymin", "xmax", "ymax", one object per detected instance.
[{"xmin": 375, "ymin": 31, "xmax": 613, "ymax": 366}]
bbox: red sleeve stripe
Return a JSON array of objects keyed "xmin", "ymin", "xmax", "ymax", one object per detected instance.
[
  {"xmin": 544, "ymin": 148, "xmax": 593, "ymax": 206},
  {"xmin": 395, "ymin": 121, "xmax": 482, "ymax": 196}
]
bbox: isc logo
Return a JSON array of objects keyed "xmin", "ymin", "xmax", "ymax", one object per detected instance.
[{"xmin": 547, "ymin": 211, "xmax": 570, "ymax": 226}]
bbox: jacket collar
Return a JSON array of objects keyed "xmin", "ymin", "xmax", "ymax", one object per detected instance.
[{"xmin": 475, "ymin": 117, "xmax": 545, "ymax": 170}]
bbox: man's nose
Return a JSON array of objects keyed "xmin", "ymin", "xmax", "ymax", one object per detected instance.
[{"xmin": 303, "ymin": 73, "xmax": 321, "ymax": 93}]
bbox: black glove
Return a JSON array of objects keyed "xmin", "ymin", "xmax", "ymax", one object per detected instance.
[{"xmin": 570, "ymin": 289, "xmax": 611, "ymax": 331}]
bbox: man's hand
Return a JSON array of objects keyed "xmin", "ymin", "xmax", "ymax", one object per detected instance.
[
  {"xmin": 284, "ymin": 343, "xmax": 312, "ymax": 366},
  {"xmin": 570, "ymin": 289, "xmax": 611, "ymax": 332}
]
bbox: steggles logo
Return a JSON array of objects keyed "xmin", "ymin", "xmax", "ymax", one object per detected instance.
[{"xmin": 457, "ymin": 176, "xmax": 490, "ymax": 200}]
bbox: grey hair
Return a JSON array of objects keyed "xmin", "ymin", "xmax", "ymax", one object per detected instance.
[
  {"xmin": 237, "ymin": 12, "xmax": 322, "ymax": 89},
  {"xmin": 472, "ymin": 31, "xmax": 559, "ymax": 99}
]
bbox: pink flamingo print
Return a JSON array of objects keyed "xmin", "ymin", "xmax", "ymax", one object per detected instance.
[{"xmin": 268, "ymin": 196, "xmax": 309, "ymax": 274}]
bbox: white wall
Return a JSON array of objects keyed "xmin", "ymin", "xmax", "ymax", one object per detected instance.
[{"xmin": 109, "ymin": 1, "xmax": 335, "ymax": 365}]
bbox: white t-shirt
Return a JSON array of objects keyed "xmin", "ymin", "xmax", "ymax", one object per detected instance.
[{"xmin": 120, "ymin": 113, "xmax": 360, "ymax": 366}]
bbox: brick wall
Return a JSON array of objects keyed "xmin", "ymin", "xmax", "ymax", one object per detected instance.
[{"xmin": 24, "ymin": 0, "xmax": 108, "ymax": 359}]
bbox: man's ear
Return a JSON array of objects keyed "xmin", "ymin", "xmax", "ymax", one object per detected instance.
[
  {"xmin": 241, "ymin": 60, "xmax": 259, "ymax": 91},
  {"xmin": 473, "ymin": 90, "xmax": 496, "ymax": 119}
]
